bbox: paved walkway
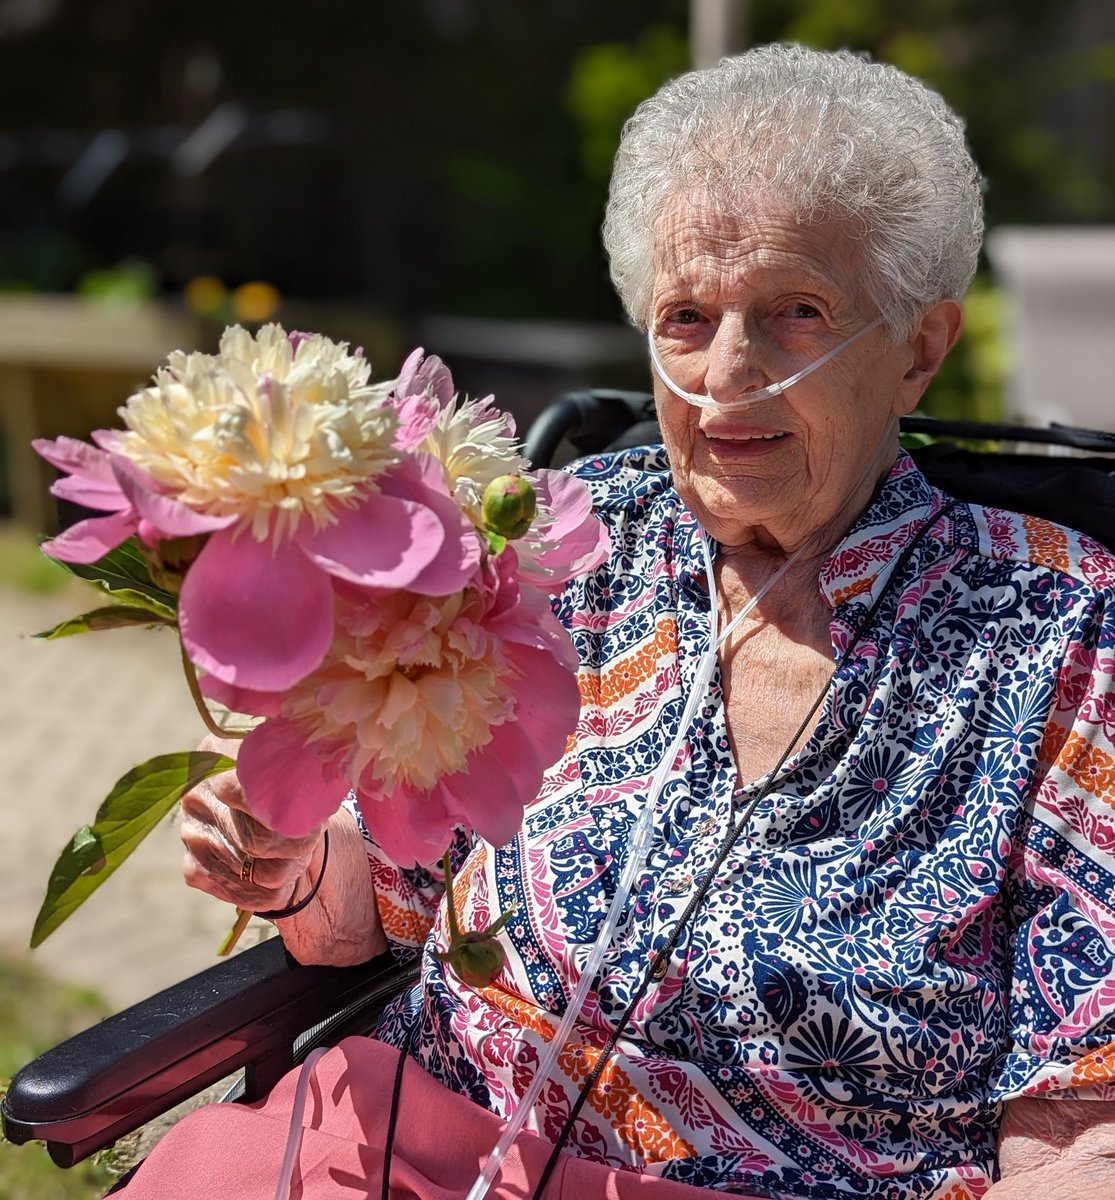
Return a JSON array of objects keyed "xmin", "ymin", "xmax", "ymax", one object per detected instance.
[{"xmin": 1, "ymin": 573, "xmax": 273, "ymax": 1013}]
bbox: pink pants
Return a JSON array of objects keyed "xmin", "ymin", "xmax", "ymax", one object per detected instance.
[{"xmin": 113, "ymin": 1036, "xmax": 735, "ymax": 1199}]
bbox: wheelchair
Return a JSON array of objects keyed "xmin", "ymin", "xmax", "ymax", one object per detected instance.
[{"xmin": 5, "ymin": 391, "xmax": 1115, "ymax": 1171}]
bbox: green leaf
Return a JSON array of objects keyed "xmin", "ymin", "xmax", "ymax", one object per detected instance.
[
  {"xmin": 89, "ymin": 586, "xmax": 177, "ymax": 621},
  {"xmin": 35, "ymin": 604, "xmax": 177, "ymax": 639},
  {"xmin": 30, "ymin": 751, "xmax": 235, "ymax": 948},
  {"xmin": 46, "ymin": 539, "xmax": 177, "ymax": 609}
]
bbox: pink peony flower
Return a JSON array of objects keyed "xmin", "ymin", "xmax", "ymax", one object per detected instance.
[
  {"xmin": 230, "ymin": 552, "xmax": 581, "ymax": 863},
  {"xmin": 384, "ymin": 347, "xmax": 452, "ymax": 451},
  {"xmin": 32, "ymin": 434, "xmax": 236, "ymax": 561},
  {"xmin": 34, "ymin": 327, "xmax": 481, "ymax": 692}
]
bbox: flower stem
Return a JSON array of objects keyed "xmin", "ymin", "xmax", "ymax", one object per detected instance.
[
  {"xmin": 442, "ymin": 851, "xmax": 464, "ymax": 943},
  {"xmin": 178, "ymin": 637, "xmax": 248, "ymax": 740},
  {"xmin": 217, "ymin": 908, "xmax": 252, "ymax": 957}
]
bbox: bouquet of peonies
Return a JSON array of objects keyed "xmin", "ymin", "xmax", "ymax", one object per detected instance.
[{"xmin": 30, "ymin": 323, "xmax": 608, "ymax": 948}]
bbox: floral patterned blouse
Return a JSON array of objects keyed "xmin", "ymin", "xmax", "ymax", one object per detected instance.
[{"xmin": 360, "ymin": 447, "xmax": 1115, "ymax": 1200}]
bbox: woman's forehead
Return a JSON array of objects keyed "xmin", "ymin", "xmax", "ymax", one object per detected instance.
[{"xmin": 652, "ymin": 197, "xmax": 866, "ymax": 299}]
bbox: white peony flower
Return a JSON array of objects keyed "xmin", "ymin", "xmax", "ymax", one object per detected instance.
[{"xmin": 109, "ymin": 323, "xmax": 399, "ymax": 541}]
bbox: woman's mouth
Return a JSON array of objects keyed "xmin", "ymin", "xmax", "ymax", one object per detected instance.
[{"xmin": 702, "ymin": 427, "xmax": 790, "ymax": 447}]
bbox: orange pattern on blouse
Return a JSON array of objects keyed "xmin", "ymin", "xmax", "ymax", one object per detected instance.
[
  {"xmin": 1069, "ymin": 1042, "xmax": 1115, "ymax": 1087},
  {"xmin": 577, "ymin": 618, "xmax": 678, "ymax": 711},
  {"xmin": 1041, "ymin": 727, "xmax": 1115, "ymax": 807},
  {"xmin": 560, "ymin": 1042, "xmax": 697, "ymax": 1163},
  {"xmin": 1023, "ymin": 514, "xmax": 1071, "ymax": 574}
]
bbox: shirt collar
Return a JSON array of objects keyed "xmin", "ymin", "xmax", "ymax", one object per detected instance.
[
  {"xmin": 817, "ymin": 451, "xmax": 946, "ymax": 611},
  {"xmin": 661, "ymin": 450, "xmax": 951, "ymax": 610}
]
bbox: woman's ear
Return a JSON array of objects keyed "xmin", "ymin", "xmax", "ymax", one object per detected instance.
[{"xmin": 893, "ymin": 299, "xmax": 964, "ymax": 416}]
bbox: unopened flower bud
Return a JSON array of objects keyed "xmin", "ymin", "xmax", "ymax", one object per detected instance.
[
  {"xmin": 437, "ymin": 931, "xmax": 508, "ymax": 988},
  {"xmin": 481, "ymin": 475, "xmax": 537, "ymax": 540},
  {"xmin": 438, "ymin": 850, "xmax": 516, "ymax": 988}
]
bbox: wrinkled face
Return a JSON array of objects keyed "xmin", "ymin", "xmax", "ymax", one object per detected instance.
[{"xmin": 650, "ymin": 195, "xmax": 926, "ymax": 556}]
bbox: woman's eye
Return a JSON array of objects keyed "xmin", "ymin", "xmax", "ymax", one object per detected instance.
[{"xmin": 786, "ymin": 302, "xmax": 821, "ymax": 319}]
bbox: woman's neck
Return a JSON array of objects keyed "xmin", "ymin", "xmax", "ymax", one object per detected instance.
[{"xmin": 714, "ymin": 544, "xmax": 829, "ymax": 618}]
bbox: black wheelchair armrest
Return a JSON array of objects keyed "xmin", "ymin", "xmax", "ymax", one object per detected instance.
[{"xmin": 2, "ymin": 938, "xmax": 416, "ymax": 1167}]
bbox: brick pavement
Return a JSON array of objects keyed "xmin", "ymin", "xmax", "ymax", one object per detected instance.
[{"xmin": 1, "ymin": 579, "xmax": 272, "ymax": 1012}]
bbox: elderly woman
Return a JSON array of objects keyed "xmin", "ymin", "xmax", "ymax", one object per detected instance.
[{"xmin": 165, "ymin": 44, "xmax": 1115, "ymax": 1200}]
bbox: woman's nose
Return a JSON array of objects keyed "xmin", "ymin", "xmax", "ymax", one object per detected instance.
[{"xmin": 703, "ymin": 316, "xmax": 775, "ymax": 402}]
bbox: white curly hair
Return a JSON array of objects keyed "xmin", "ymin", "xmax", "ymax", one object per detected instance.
[{"xmin": 602, "ymin": 43, "xmax": 984, "ymax": 339}]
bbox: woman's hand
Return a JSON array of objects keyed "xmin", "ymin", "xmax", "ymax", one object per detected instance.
[
  {"xmin": 180, "ymin": 734, "xmax": 387, "ymax": 965},
  {"xmin": 180, "ymin": 734, "xmax": 325, "ymax": 915}
]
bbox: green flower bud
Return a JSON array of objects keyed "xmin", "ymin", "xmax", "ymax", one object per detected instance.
[
  {"xmin": 437, "ymin": 931, "xmax": 508, "ymax": 988},
  {"xmin": 438, "ymin": 850, "xmax": 516, "ymax": 988},
  {"xmin": 481, "ymin": 475, "xmax": 537, "ymax": 541}
]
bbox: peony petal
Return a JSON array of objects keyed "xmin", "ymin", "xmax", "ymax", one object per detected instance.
[
  {"xmin": 503, "ymin": 642, "xmax": 582, "ymax": 766},
  {"xmin": 111, "ymin": 456, "xmax": 237, "ymax": 538},
  {"xmin": 489, "ymin": 578, "xmax": 579, "ymax": 671},
  {"xmin": 198, "ymin": 674, "xmax": 284, "ymax": 719},
  {"xmin": 392, "ymin": 393, "xmax": 439, "ymax": 451},
  {"xmin": 355, "ymin": 782, "xmax": 458, "ymax": 867},
  {"xmin": 379, "ymin": 457, "xmax": 481, "ymax": 595},
  {"xmin": 299, "ymin": 491, "xmax": 444, "ymax": 589},
  {"xmin": 237, "ymin": 719, "xmax": 346, "ymax": 836},
  {"xmin": 394, "ymin": 347, "xmax": 455, "ymax": 405},
  {"xmin": 517, "ymin": 517, "xmax": 611, "ymax": 591},
  {"xmin": 516, "ymin": 469, "xmax": 611, "ymax": 591},
  {"xmin": 436, "ymin": 645, "xmax": 580, "ymax": 848},
  {"xmin": 33, "ymin": 435, "xmax": 116, "ymax": 483},
  {"xmin": 404, "ymin": 449, "xmax": 449, "ymax": 491},
  {"xmin": 50, "ymin": 473, "xmax": 131, "ymax": 512},
  {"xmin": 90, "ymin": 429, "xmax": 123, "ymax": 452},
  {"xmin": 438, "ymin": 751, "xmax": 523, "ymax": 851},
  {"xmin": 178, "ymin": 530, "xmax": 335, "ymax": 690},
  {"xmin": 364, "ymin": 646, "xmax": 579, "ymax": 861},
  {"xmin": 533, "ymin": 469, "xmax": 594, "ymax": 532},
  {"xmin": 40, "ymin": 510, "xmax": 139, "ymax": 563}
]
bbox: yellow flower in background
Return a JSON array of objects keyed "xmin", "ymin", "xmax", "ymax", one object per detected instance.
[
  {"xmin": 232, "ymin": 281, "xmax": 281, "ymax": 323},
  {"xmin": 184, "ymin": 275, "xmax": 228, "ymax": 316}
]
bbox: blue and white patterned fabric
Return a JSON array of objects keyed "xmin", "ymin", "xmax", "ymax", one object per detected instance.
[{"xmin": 365, "ymin": 446, "xmax": 1115, "ymax": 1200}]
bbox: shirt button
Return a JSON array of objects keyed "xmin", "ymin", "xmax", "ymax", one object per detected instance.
[
  {"xmin": 662, "ymin": 874, "xmax": 692, "ymax": 895},
  {"xmin": 696, "ymin": 817, "xmax": 718, "ymax": 837},
  {"xmin": 650, "ymin": 954, "xmax": 670, "ymax": 980}
]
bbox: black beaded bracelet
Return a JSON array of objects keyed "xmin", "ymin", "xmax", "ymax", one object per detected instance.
[{"xmin": 254, "ymin": 829, "xmax": 331, "ymax": 921}]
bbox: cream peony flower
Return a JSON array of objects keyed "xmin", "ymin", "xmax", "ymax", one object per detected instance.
[
  {"xmin": 280, "ymin": 584, "xmax": 517, "ymax": 792},
  {"xmin": 109, "ymin": 323, "xmax": 399, "ymax": 542},
  {"xmin": 416, "ymin": 396, "xmax": 528, "ymax": 526},
  {"xmin": 36, "ymin": 329, "xmax": 482, "ymax": 692}
]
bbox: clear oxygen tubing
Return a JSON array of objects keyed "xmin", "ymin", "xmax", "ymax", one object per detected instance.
[
  {"xmin": 273, "ymin": 1046, "xmax": 329, "ymax": 1200},
  {"xmin": 647, "ymin": 315, "xmax": 884, "ymax": 411},
  {"xmin": 463, "ymin": 533, "xmax": 813, "ymax": 1200},
  {"xmin": 465, "ymin": 426, "xmax": 902, "ymax": 1200}
]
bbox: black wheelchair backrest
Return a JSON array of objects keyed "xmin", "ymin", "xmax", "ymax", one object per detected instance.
[{"xmin": 524, "ymin": 391, "xmax": 1115, "ymax": 552}]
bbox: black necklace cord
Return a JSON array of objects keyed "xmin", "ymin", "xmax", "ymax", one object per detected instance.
[
  {"xmin": 381, "ymin": 1007, "xmax": 418, "ymax": 1200},
  {"xmin": 528, "ymin": 497, "xmax": 960, "ymax": 1199}
]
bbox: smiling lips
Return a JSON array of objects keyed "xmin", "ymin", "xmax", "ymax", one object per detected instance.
[{"xmin": 702, "ymin": 426, "xmax": 789, "ymax": 444}]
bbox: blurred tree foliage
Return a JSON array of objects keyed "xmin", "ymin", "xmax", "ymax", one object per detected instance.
[{"xmin": 0, "ymin": 0, "xmax": 1111, "ymax": 417}]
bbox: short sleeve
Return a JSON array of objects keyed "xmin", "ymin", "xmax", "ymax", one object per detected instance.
[{"xmin": 990, "ymin": 588, "xmax": 1115, "ymax": 1102}]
